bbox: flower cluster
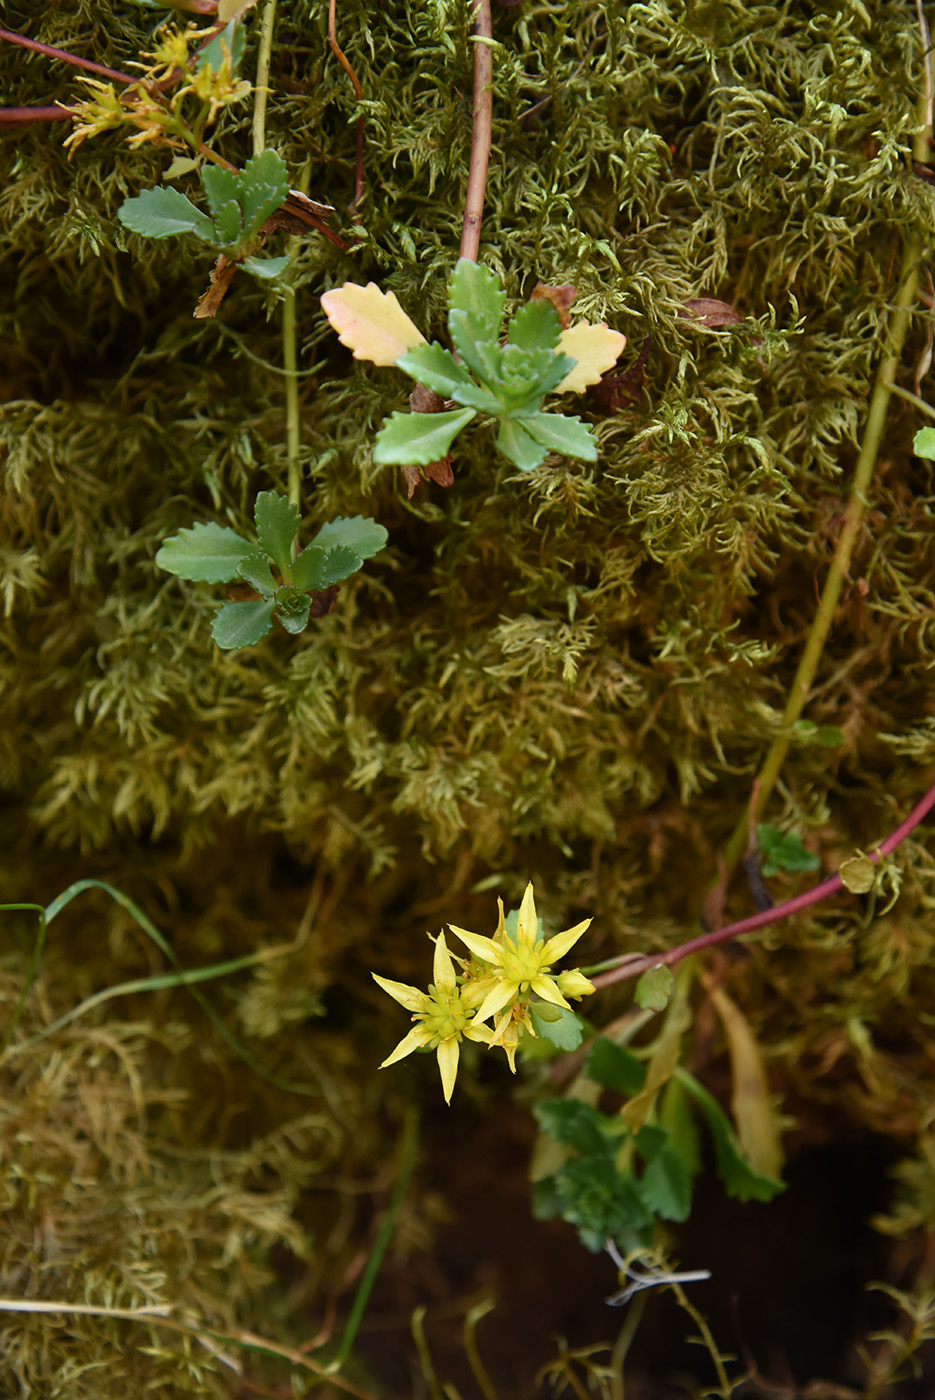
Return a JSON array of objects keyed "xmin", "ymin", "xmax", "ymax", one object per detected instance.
[
  {"xmin": 64, "ymin": 25, "xmax": 249, "ymax": 157},
  {"xmin": 373, "ymin": 884, "xmax": 594, "ymax": 1103}
]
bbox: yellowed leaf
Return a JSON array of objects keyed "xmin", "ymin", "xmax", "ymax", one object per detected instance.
[
  {"xmin": 217, "ymin": 0, "xmax": 256, "ymax": 22},
  {"xmin": 840, "ymin": 855, "xmax": 875, "ymax": 894},
  {"xmin": 320, "ymin": 282, "xmax": 426, "ymax": 366},
  {"xmin": 555, "ymin": 321, "xmax": 626, "ymax": 393},
  {"xmin": 709, "ymin": 985, "xmax": 784, "ymax": 1179}
]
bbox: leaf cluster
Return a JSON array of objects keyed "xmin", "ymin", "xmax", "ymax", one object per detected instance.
[
  {"xmin": 156, "ymin": 490, "xmax": 388, "ymax": 647},
  {"xmin": 533, "ymin": 1039, "xmax": 782, "ymax": 1254},
  {"xmin": 377, "ymin": 259, "xmax": 599, "ymax": 470},
  {"xmin": 119, "ymin": 148, "xmax": 291, "ymax": 279}
]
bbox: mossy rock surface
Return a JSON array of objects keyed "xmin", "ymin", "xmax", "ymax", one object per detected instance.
[{"xmin": 2, "ymin": 0, "xmax": 935, "ymax": 1394}]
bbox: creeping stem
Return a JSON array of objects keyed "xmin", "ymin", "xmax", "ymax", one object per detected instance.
[
  {"xmin": 459, "ymin": 0, "xmax": 493, "ymax": 262},
  {"xmin": 593, "ymin": 773, "xmax": 935, "ymax": 990}
]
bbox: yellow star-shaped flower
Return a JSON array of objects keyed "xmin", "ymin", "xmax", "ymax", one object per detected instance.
[
  {"xmin": 372, "ymin": 932, "xmax": 490, "ymax": 1104},
  {"xmin": 448, "ymin": 883, "xmax": 593, "ymax": 1025}
]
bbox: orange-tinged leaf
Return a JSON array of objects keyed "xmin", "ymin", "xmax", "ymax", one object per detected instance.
[
  {"xmin": 709, "ymin": 985, "xmax": 784, "ymax": 1180},
  {"xmin": 555, "ymin": 321, "xmax": 626, "ymax": 393},
  {"xmin": 320, "ymin": 282, "xmax": 426, "ymax": 366},
  {"xmin": 217, "ymin": 0, "xmax": 256, "ymax": 21}
]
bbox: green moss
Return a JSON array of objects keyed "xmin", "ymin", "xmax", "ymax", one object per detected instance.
[{"xmin": 2, "ymin": 0, "xmax": 935, "ymax": 1392}]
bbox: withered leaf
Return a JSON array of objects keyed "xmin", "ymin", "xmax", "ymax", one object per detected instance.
[
  {"xmin": 308, "ymin": 585, "xmax": 340, "ymax": 618},
  {"xmin": 194, "ymin": 254, "xmax": 238, "ymax": 319},
  {"xmin": 678, "ymin": 297, "xmax": 743, "ymax": 328},
  {"xmin": 587, "ymin": 333, "xmax": 652, "ymax": 414},
  {"xmin": 531, "ymin": 281, "xmax": 577, "ymax": 329},
  {"xmin": 410, "ymin": 383, "xmax": 447, "ymax": 414}
]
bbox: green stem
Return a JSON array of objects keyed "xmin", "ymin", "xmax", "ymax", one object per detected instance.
[
  {"xmin": 886, "ymin": 379, "xmax": 935, "ymax": 419},
  {"xmin": 721, "ymin": 95, "xmax": 930, "ymax": 879},
  {"xmin": 283, "ymin": 282, "xmax": 301, "ymax": 509},
  {"xmin": 251, "ymin": 0, "xmax": 277, "ymax": 155},
  {"xmin": 334, "ymin": 1106, "xmax": 419, "ymax": 1365}
]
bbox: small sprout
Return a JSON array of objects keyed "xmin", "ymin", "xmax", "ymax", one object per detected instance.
[
  {"xmin": 634, "ymin": 964, "xmax": 674, "ymax": 1012},
  {"xmin": 156, "ymin": 490, "xmax": 388, "ymax": 649},
  {"xmin": 756, "ymin": 824, "xmax": 820, "ymax": 878},
  {"xmin": 839, "ymin": 855, "xmax": 876, "ymax": 894}
]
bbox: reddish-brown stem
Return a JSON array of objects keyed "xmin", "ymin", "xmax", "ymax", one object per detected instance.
[
  {"xmin": 591, "ymin": 774, "xmax": 935, "ymax": 990},
  {"xmin": 327, "ymin": 0, "xmax": 365, "ymax": 215},
  {"xmin": 0, "ymin": 26, "xmax": 137, "ymax": 84},
  {"xmin": 459, "ymin": 0, "xmax": 493, "ymax": 262},
  {"xmin": 0, "ymin": 106, "xmax": 75, "ymax": 123}
]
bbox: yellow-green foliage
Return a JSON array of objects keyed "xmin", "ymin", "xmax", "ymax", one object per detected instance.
[{"xmin": 2, "ymin": 0, "xmax": 935, "ymax": 1393}]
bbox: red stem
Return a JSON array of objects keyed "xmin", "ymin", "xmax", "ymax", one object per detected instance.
[
  {"xmin": 591, "ymin": 775, "xmax": 935, "ymax": 990},
  {"xmin": 0, "ymin": 26, "xmax": 137, "ymax": 84},
  {"xmin": 0, "ymin": 107, "xmax": 75, "ymax": 123}
]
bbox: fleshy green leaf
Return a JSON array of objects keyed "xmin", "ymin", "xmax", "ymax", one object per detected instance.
[
  {"xmin": 307, "ymin": 516, "xmax": 389, "ymax": 562},
  {"xmin": 156, "ymin": 521, "xmax": 253, "ymax": 582},
  {"xmin": 394, "ymin": 342, "xmax": 475, "ymax": 397},
  {"xmin": 634, "ymin": 965, "xmax": 675, "ymax": 1012},
  {"xmin": 236, "ymin": 550, "xmax": 277, "ymax": 598},
  {"xmin": 373, "ymin": 407, "xmax": 476, "ymax": 466},
  {"xmin": 212, "ymin": 198, "xmax": 242, "ymax": 246},
  {"xmin": 447, "ymin": 316, "xmax": 502, "ymax": 386},
  {"xmin": 254, "ymin": 491, "xmax": 300, "ymax": 573},
  {"xmin": 756, "ymin": 824, "xmax": 820, "ymax": 878},
  {"xmin": 534, "ymin": 1099, "xmax": 615, "ymax": 1157},
  {"xmin": 675, "ymin": 1069, "xmax": 784, "ymax": 1203},
  {"xmin": 238, "ymin": 148, "xmax": 290, "ymax": 238},
  {"xmin": 319, "ymin": 545, "xmax": 363, "ymax": 588},
  {"xmin": 521, "ymin": 412, "xmax": 599, "ymax": 461},
  {"xmin": 211, "ymin": 598, "xmax": 276, "ymax": 649},
  {"xmin": 201, "ymin": 163, "xmax": 240, "ymax": 220},
  {"xmin": 637, "ymin": 1143, "xmax": 693, "ymax": 1221},
  {"xmin": 291, "ymin": 546, "xmax": 326, "ymax": 592},
  {"xmin": 197, "ymin": 17, "xmax": 246, "ymax": 74},
  {"xmin": 274, "ymin": 587, "xmax": 313, "ymax": 635},
  {"xmin": 242, "ymin": 255, "xmax": 289, "ymax": 279},
  {"xmin": 529, "ymin": 1004, "xmax": 584, "ymax": 1051},
  {"xmin": 508, "ymin": 298, "xmax": 561, "ymax": 352},
  {"xmin": 913, "ymin": 425, "xmax": 935, "ymax": 459},
  {"xmin": 118, "ymin": 186, "xmax": 215, "ymax": 241},
  {"xmin": 496, "ymin": 417, "xmax": 547, "ymax": 471},
  {"xmin": 447, "ymin": 258, "xmax": 505, "ymax": 341},
  {"xmin": 587, "ymin": 1038, "xmax": 647, "ymax": 1096},
  {"xmin": 792, "ymin": 719, "xmax": 845, "ymax": 749}
]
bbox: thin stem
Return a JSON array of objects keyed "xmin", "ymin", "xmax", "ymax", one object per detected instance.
[
  {"xmin": 593, "ymin": 773, "xmax": 935, "ymax": 990},
  {"xmin": 886, "ymin": 378, "xmax": 935, "ymax": 418},
  {"xmin": 459, "ymin": 0, "xmax": 493, "ymax": 262},
  {"xmin": 0, "ymin": 26, "xmax": 137, "ymax": 84},
  {"xmin": 0, "ymin": 106, "xmax": 75, "ymax": 123},
  {"xmin": 334, "ymin": 1106, "xmax": 419, "ymax": 1365},
  {"xmin": 283, "ymin": 282, "xmax": 301, "ymax": 508},
  {"xmin": 251, "ymin": 0, "xmax": 277, "ymax": 156},
  {"xmin": 328, "ymin": 0, "xmax": 365, "ymax": 213},
  {"xmin": 720, "ymin": 91, "xmax": 932, "ymax": 880}
]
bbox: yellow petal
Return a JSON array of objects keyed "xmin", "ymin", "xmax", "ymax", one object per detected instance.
[
  {"xmin": 436, "ymin": 1037, "xmax": 460, "ymax": 1104},
  {"xmin": 432, "ymin": 931, "xmax": 457, "ymax": 993},
  {"xmin": 320, "ymin": 282, "xmax": 426, "ymax": 366},
  {"xmin": 530, "ymin": 975, "xmax": 571, "ymax": 1009},
  {"xmin": 555, "ymin": 322, "xmax": 626, "ymax": 393},
  {"xmin": 448, "ymin": 925, "xmax": 504, "ymax": 966},
  {"xmin": 473, "ymin": 978, "xmax": 519, "ymax": 1024},
  {"xmin": 372, "ymin": 972, "xmax": 430, "ymax": 1013},
  {"xmin": 380, "ymin": 1024, "xmax": 434, "ymax": 1068},
  {"xmin": 516, "ymin": 883, "xmax": 538, "ymax": 945},
  {"xmin": 464, "ymin": 1021, "xmax": 494, "ymax": 1045},
  {"xmin": 542, "ymin": 918, "xmax": 591, "ymax": 964}
]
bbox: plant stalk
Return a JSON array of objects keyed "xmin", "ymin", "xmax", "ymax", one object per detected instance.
[
  {"xmin": 721, "ymin": 94, "xmax": 931, "ymax": 880},
  {"xmin": 459, "ymin": 0, "xmax": 493, "ymax": 261}
]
